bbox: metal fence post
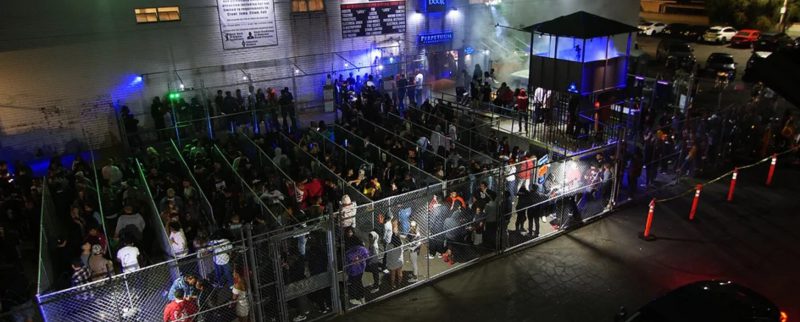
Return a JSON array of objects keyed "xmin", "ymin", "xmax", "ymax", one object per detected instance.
[{"xmin": 243, "ymin": 224, "xmax": 265, "ymax": 322}]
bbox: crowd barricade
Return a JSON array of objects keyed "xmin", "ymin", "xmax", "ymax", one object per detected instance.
[
  {"xmin": 335, "ymin": 121, "xmax": 443, "ymax": 186},
  {"xmin": 384, "ymin": 111, "xmax": 500, "ymax": 168},
  {"xmin": 37, "ymin": 240, "xmax": 250, "ymax": 322},
  {"xmin": 433, "ymin": 92, "xmax": 630, "ymax": 158},
  {"xmin": 211, "ymin": 144, "xmax": 283, "ymax": 228},
  {"xmin": 134, "ymin": 159, "xmax": 177, "ymax": 264},
  {"xmin": 308, "ymin": 128, "xmax": 375, "ymax": 181},
  {"xmin": 337, "ymin": 119, "xmax": 448, "ymax": 178},
  {"xmin": 277, "ymin": 130, "xmax": 373, "ymax": 208},
  {"xmin": 37, "ymin": 182, "xmax": 57, "ymax": 295},
  {"xmin": 169, "ymin": 139, "xmax": 218, "ymax": 230},
  {"xmin": 247, "ymin": 216, "xmax": 341, "ymax": 322},
  {"xmin": 235, "ymin": 132, "xmax": 300, "ymax": 216},
  {"xmin": 404, "ymin": 104, "xmax": 496, "ymax": 156},
  {"xmin": 36, "ymin": 150, "xmax": 113, "ymax": 295}
]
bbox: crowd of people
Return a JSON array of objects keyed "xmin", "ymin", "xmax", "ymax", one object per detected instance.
[{"xmin": 7, "ymin": 57, "xmax": 798, "ymax": 322}]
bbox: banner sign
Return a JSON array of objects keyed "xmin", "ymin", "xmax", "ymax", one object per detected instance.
[
  {"xmin": 341, "ymin": 0, "xmax": 406, "ymax": 38},
  {"xmin": 418, "ymin": 31, "xmax": 453, "ymax": 45},
  {"xmin": 424, "ymin": 0, "xmax": 447, "ymax": 13},
  {"xmin": 216, "ymin": 0, "xmax": 278, "ymax": 50}
]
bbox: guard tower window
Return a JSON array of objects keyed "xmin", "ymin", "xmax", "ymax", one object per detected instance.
[{"xmin": 292, "ymin": 0, "xmax": 325, "ymax": 13}]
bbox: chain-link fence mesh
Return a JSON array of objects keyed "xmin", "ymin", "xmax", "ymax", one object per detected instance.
[
  {"xmin": 37, "ymin": 241, "xmax": 250, "ymax": 322},
  {"xmin": 335, "ymin": 120, "xmax": 447, "ymax": 182},
  {"xmin": 276, "ymin": 131, "xmax": 373, "ymax": 207}
]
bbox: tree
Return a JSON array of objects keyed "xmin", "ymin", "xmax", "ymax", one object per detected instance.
[{"xmin": 706, "ymin": 0, "xmax": 798, "ymax": 30}]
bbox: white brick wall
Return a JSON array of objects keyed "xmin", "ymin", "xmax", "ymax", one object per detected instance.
[{"xmin": 0, "ymin": 0, "xmax": 635, "ymax": 159}]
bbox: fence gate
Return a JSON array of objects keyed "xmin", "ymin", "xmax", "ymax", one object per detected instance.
[{"xmin": 249, "ymin": 218, "xmax": 340, "ymax": 322}]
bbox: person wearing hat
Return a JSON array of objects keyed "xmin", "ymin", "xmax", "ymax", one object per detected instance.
[
  {"xmin": 88, "ymin": 244, "xmax": 113, "ymax": 281},
  {"xmin": 340, "ymin": 194, "xmax": 357, "ymax": 229}
]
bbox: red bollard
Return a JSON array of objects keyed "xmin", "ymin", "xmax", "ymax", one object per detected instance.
[
  {"xmin": 689, "ymin": 184, "xmax": 703, "ymax": 221},
  {"xmin": 639, "ymin": 198, "xmax": 657, "ymax": 241},
  {"xmin": 727, "ymin": 168, "xmax": 738, "ymax": 202},
  {"xmin": 766, "ymin": 154, "xmax": 777, "ymax": 186}
]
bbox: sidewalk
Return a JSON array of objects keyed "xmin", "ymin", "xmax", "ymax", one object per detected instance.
[{"xmin": 330, "ymin": 162, "xmax": 800, "ymax": 321}]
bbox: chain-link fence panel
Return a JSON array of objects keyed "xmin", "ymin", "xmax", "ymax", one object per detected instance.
[{"xmin": 37, "ymin": 243, "xmax": 248, "ymax": 322}]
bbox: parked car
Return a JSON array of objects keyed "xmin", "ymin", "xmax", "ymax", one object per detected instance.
[
  {"xmin": 656, "ymin": 39, "xmax": 696, "ymax": 69},
  {"xmin": 638, "ymin": 21, "xmax": 667, "ymax": 36},
  {"xmin": 703, "ymin": 26, "xmax": 737, "ymax": 43},
  {"xmin": 744, "ymin": 50, "xmax": 773, "ymax": 82},
  {"xmin": 616, "ymin": 281, "xmax": 786, "ymax": 322},
  {"xmin": 730, "ymin": 29, "xmax": 761, "ymax": 47},
  {"xmin": 753, "ymin": 32, "xmax": 795, "ymax": 52},
  {"xmin": 661, "ymin": 23, "xmax": 690, "ymax": 38},
  {"xmin": 704, "ymin": 53, "xmax": 737, "ymax": 78}
]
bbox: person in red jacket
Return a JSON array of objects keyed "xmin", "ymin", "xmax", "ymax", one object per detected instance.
[
  {"xmin": 518, "ymin": 154, "xmax": 534, "ymax": 192},
  {"xmin": 163, "ymin": 289, "xmax": 198, "ymax": 322},
  {"xmin": 516, "ymin": 88, "xmax": 529, "ymax": 133}
]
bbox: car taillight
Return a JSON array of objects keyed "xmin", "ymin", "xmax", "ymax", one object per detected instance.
[{"xmin": 780, "ymin": 311, "xmax": 787, "ymax": 322}]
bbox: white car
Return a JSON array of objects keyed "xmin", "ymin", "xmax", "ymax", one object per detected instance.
[
  {"xmin": 703, "ymin": 26, "xmax": 737, "ymax": 43},
  {"xmin": 638, "ymin": 21, "xmax": 667, "ymax": 36}
]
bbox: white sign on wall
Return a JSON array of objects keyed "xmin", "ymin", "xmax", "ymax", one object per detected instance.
[{"xmin": 216, "ymin": 0, "xmax": 278, "ymax": 50}]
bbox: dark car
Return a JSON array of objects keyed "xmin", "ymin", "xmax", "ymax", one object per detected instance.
[
  {"xmin": 656, "ymin": 39, "xmax": 696, "ymax": 69},
  {"xmin": 660, "ymin": 24, "xmax": 706, "ymax": 42},
  {"xmin": 704, "ymin": 52, "xmax": 737, "ymax": 77},
  {"xmin": 753, "ymin": 32, "xmax": 795, "ymax": 52},
  {"xmin": 660, "ymin": 23, "xmax": 690, "ymax": 38},
  {"xmin": 744, "ymin": 50, "xmax": 773, "ymax": 82},
  {"xmin": 617, "ymin": 281, "xmax": 786, "ymax": 322}
]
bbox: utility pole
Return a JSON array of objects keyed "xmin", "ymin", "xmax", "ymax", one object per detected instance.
[{"xmin": 778, "ymin": 0, "xmax": 789, "ymax": 32}]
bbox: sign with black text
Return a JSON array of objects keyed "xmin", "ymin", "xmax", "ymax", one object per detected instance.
[
  {"xmin": 341, "ymin": 0, "xmax": 406, "ymax": 39},
  {"xmin": 216, "ymin": 0, "xmax": 278, "ymax": 50}
]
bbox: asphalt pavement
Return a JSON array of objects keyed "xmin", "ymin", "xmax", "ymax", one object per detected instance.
[
  {"xmin": 331, "ymin": 161, "xmax": 800, "ymax": 321},
  {"xmin": 636, "ymin": 34, "xmax": 753, "ymax": 78}
]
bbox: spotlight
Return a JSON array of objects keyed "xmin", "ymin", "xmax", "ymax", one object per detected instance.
[
  {"xmin": 179, "ymin": 84, "xmax": 185, "ymax": 90},
  {"xmin": 134, "ymin": 76, "xmax": 143, "ymax": 83},
  {"xmin": 344, "ymin": 63, "xmax": 350, "ymax": 67},
  {"xmin": 378, "ymin": 65, "xmax": 384, "ymax": 70},
  {"xmin": 294, "ymin": 69, "xmax": 300, "ymax": 74},
  {"xmin": 242, "ymin": 76, "xmax": 248, "ymax": 80}
]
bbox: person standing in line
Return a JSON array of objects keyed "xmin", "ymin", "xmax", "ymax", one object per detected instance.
[
  {"xmin": 168, "ymin": 222, "xmax": 188, "ymax": 259},
  {"xmin": 116, "ymin": 236, "xmax": 141, "ymax": 274},
  {"xmin": 516, "ymin": 88, "xmax": 529, "ymax": 133},
  {"xmin": 208, "ymin": 232, "xmax": 233, "ymax": 288},
  {"xmin": 151, "ymin": 96, "xmax": 167, "ymax": 140},
  {"xmin": 344, "ymin": 236, "xmax": 369, "ymax": 306},
  {"xmin": 231, "ymin": 270, "xmax": 250, "ymax": 322},
  {"xmin": 414, "ymin": 70, "xmax": 425, "ymax": 104},
  {"xmin": 279, "ymin": 87, "xmax": 297, "ymax": 132},
  {"xmin": 406, "ymin": 221, "xmax": 421, "ymax": 283},
  {"xmin": 385, "ymin": 235, "xmax": 404, "ymax": 290}
]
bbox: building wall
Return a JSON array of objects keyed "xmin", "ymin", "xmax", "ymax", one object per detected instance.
[{"xmin": 0, "ymin": 0, "xmax": 634, "ymax": 160}]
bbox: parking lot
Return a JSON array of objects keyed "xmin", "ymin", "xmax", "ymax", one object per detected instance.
[{"xmin": 636, "ymin": 34, "xmax": 754, "ymax": 78}]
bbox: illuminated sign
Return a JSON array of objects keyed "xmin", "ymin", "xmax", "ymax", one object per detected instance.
[
  {"xmin": 341, "ymin": 0, "xmax": 406, "ymax": 38},
  {"xmin": 418, "ymin": 32, "xmax": 453, "ymax": 45},
  {"xmin": 424, "ymin": 0, "xmax": 447, "ymax": 12}
]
